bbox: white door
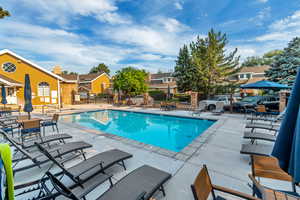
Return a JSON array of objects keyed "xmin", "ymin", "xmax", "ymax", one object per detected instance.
[{"xmin": 6, "ymin": 88, "xmax": 17, "ymax": 104}]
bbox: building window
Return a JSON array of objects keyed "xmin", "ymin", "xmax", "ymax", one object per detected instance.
[
  {"xmin": 246, "ymin": 74, "xmax": 251, "ymax": 79},
  {"xmin": 239, "ymin": 74, "xmax": 245, "ymax": 79},
  {"xmin": 38, "ymin": 82, "xmax": 50, "ymax": 97},
  {"xmin": 2, "ymin": 62, "xmax": 16, "ymax": 73}
]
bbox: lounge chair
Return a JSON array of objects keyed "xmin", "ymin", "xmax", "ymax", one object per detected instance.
[
  {"xmin": 0, "ymin": 130, "xmax": 92, "ymax": 173},
  {"xmin": 192, "ymin": 102, "xmax": 206, "ymax": 116},
  {"xmin": 46, "ymin": 165, "xmax": 171, "ymax": 200},
  {"xmin": 41, "ymin": 113, "xmax": 59, "ymax": 135},
  {"xmin": 13, "ymin": 133, "xmax": 72, "ymax": 149},
  {"xmin": 240, "ymin": 143, "xmax": 273, "ymax": 156},
  {"xmin": 245, "ymin": 123, "xmax": 280, "ymax": 133},
  {"xmin": 191, "ymin": 164, "xmax": 258, "ymax": 200},
  {"xmin": 212, "ymin": 101, "xmax": 224, "ymax": 115},
  {"xmin": 243, "ymin": 131, "xmax": 276, "ymax": 143},
  {"xmin": 247, "ymin": 108, "xmax": 286, "ymax": 123},
  {"xmin": 35, "ymin": 142, "xmax": 133, "ymax": 183}
]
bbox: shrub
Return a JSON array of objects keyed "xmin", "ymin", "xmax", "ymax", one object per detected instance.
[{"xmin": 148, "ymin": 90, "xmax": 166, "ymax": 101}]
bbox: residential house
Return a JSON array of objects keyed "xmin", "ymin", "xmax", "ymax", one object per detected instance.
[
  {"xmin": 149, "ymin": 72, "xmax": 177, "ymax": 94},
  {"xmin": 77, "ymin": 73, "xmax": 111, "ymax": 98},
  {"xmin": 0, "ymin": 49, "xmax": 77, "ymax": 107},
  {"xmin": 0, "ymin": 49, "xmax": 111, "ymax": 107},
  {"xmin": 233, "ymin": 65, "xmax": 270, "ymax": 95}
]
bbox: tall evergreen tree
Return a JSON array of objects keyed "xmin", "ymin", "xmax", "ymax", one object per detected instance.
[
  {"xmin": 175, "ymin": 29, "xmax": 240, "ymax": 98},
  {"xmin": 174, "ymin": 45, "xmax": 196, "ymax": 92},
  {"xmin": 0, "ymin": 7, "xmax": 10, "ymax": 19},
  {"xmin": 265, "ymin": 37, "xmax": 300, "ymax": 85}
]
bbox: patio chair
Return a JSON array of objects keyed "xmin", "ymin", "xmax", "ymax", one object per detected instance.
[
  {"xmin": 240, "ymin": 143, "xmax": 273, "ymax": 157},
  {"xmin": 45, "ymin": 165, "xmax": 171, "ymax": 200},
  {"xmin": 41, "ymin": 113, "xmax": 59, "ymax": 135},
  {"xmin": 249, "ymin": 155, "xmax": 297, "ymax": 196},
  {"xmin": 35, "ymin": 142, "xmax": 133, "ymax": 185},
  {"xmin": 249, "ymin": 174, "xmax": 300, "ymax": 200},
  {"xmin": 191, "ymin": 164, "xmax": 258, "ymax": 200},
  {"xmin": 20, "ymin": 119, "xmax": 42, "ymax": 145},
  {"xmin": 0, "ymin": 130, "xmax": 92, "ymax": 173},
  {"xmin": 192, "ymin": 102, "xmax": 206, "ymax": 116},
  {"xmin": 212, "ymin": 101, "xmax": 224, "ymax": 115}
]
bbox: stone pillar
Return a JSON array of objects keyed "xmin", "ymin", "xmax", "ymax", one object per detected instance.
[
  {"xmin": 279, "ymin": 90, "xmax": 288, "ymax": 112},
  {"xmin": 113, "ymin": 93, "xmax": 119, "ymax": 104},
  {"xmin": 190, "ymin": 92, "xmax": 198, "ymax": 109},
  {"xmin": 143, "ymin": 93, "xmax": 149, "ymax": 105}
]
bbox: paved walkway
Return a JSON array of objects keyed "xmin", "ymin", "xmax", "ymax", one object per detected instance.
[{"xmin": 14, "ymin": 106, "xmax": 292, "ymax": 199}]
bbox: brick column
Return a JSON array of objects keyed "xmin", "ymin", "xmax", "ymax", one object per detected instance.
[
  {"xmin": 279, "ymin": 90, "xmax": 287, "ymax": 112},
  {"xmin": 113, "ymin": 93, "xmax": 119, "ymax": 104},
  {"xmin": 191, "ymin": 92, "xmax": 198, "ymax": 109}
]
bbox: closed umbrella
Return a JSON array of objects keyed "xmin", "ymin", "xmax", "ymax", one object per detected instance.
[
  {"xmin": 1, "ymin": 85, "xmax": 7, "ymax": 107},
  {"xmin": 23, "ymin": 74, "xmax": 33, "ymax": 119},
  {"xmin": 272, "ymin": 69, "xmax": 300, "ymax": 191},
  {"xmin": 167, "ymin": 84, "xmax": 171, "ymax": 100}
]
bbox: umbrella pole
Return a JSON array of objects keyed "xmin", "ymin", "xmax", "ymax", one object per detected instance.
[
  {"xmin": 292, "ymin": 179, "xmax": 297, "ymax": 193},
  {"xmin": 28, "ymin": 112, "xmax": 31, "ymax": 120}
]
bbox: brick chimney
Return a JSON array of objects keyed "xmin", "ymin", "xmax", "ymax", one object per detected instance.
[{"xmin": 52, "ymin": 66, "xmax": 62, "ymax": 75}]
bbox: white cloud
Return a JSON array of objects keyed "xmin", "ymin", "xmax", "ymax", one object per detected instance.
[
  {"xmin": 249, "ymin": 7, "xmax": 271, "ymax": 26},
  {"xmin": 101, "ymin": 24, "xmax": 197, "ymax": 55},
  {"xmin": 159, "ymin": 17, "xmax": 190, "ymax": 33},
  {"xmin": 255, "ymin": 10, "xmax": 300, "ymax": 42},
  {"xmin": 257, "ymin": 0, "xmax": 268, "ymax": 3},
  {"xmin": 174, "ymin": 2, "xmax": 183, "ymax": 10},
  {"xmin": 0, "ymin": 20, "xmax": 135, "ymax": 73},
  {"xmin": 14, "ymin": 0, "xmax": 131, "ymax": 26}
]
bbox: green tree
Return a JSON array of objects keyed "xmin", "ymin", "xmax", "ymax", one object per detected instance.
[
  {"xmin": 241, "ymin": 56, "xmax": 265, "ymax": 67},
  {"xmin": 113, "ymin": 67, "xmax": 148, "ymax": 100},
  {"xmin": 174, "ymin": 44, "xmax": 196, "ymax": 92},
  {"xmin": 89, "ymin": 63, "xmax": 110, "ymax": 75},
  {"xmin": 241, "ymin": 50, "xmax": 283, "ymax": 67},
  {"xmin": 174, "ymin": 29, "xmax": 240, "ymax": 98},
  {"xmin": 62, "ymin": 70, "xmax": 78, "ymax": 75},
  {"xmin": 0, "ymin": 7, "xmax": 10, "ymax": 19},
  {"xmin": 265, "ymin": 37, "xmax": 300, "ymax": 85}
]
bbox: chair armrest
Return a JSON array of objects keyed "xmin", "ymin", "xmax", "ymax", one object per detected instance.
[{"xmin": 212, "ymin": 184, "xmax": 260, "ymax": 200}]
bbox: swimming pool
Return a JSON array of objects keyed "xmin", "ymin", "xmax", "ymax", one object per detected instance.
[{"xmin": 61, "ymin": 110, "xmax": 215, "ymax": 152}]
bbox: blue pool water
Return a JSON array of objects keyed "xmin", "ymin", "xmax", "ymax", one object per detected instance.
[{"xmin": 62, "ymin": 110, "xmax": 215, "ymax": 152}]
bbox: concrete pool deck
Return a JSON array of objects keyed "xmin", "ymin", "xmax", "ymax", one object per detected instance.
[{"xmin": 14, "ymin": 106, "xmax": 292, "ymax": 199}]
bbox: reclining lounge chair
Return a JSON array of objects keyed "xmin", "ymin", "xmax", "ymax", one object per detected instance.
[
  {"xmin": 35, "ymin": 142, "xmax": 133, "ymax": 184},
  {"xmin": 45, "ymin": 165, "xmax": 171, "ymax": 200},
  {"xmin": 1, "ymin": 131, "xmax": 92, "ymax": 173},
  {"xmin": 240, "ymin": 143, "xmax": 273, "ymax": 157}
]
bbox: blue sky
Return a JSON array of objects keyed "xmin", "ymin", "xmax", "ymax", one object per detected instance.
[{"xmin": 1, "ymin": 0, "xmax": 300, "ymax": 74}]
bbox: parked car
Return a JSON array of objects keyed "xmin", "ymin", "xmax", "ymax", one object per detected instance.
[
  {"xmin": 199, "ymin": 95, "xmax": 238, "ymax": 111},
  {"xmin": 233, "ymin": 96, "xmax": 279, "ymax": 112}
]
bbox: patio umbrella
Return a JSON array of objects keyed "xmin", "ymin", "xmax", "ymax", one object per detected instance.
[
  {"xmin": 240, "ymin": 80, "xmax": 290, "ymax": 90},
  {"xmin": 23, "ymin": 74, "xmax": 33, "ymax": 119},
  {"xmin": 167, "ymin": 84, "xmax": 171, "ymax": 100},
  {"xmin": 272, "ymin": 69, "xmax": 300, "ymax": 191},
  {"xmin": 1, "ymin": 85, "xmax": 7, "ymax": 107}
]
